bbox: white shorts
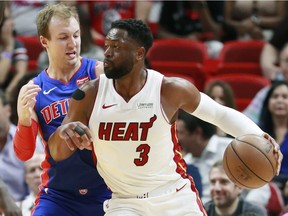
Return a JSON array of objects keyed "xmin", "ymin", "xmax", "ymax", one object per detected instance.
[{"xmin": 103, "ymin": 178, "xmax": 206, "ymax": 216}]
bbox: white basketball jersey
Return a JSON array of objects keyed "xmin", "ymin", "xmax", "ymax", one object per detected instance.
[{"xmin": 89, "ymin": 70, "xmax": 188, "ymax": 197}]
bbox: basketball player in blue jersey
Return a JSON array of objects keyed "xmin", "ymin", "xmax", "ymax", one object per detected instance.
[
  {"xmin": 49, "ymin": 19, "xmax": 282, "ymax": 215},
  {"xmin": 13, "ymin": 3, "xmax": 111, "ymax": 216}
]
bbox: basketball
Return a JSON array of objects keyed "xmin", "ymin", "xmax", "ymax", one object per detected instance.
[{"xmin": 223, "ymin": 134, "xmax": 277, "ymax": 189}]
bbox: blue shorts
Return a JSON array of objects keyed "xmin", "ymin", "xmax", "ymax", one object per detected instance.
[{"xmin": 32, "ymin": 187, "xmax": 111, "ymax": 216}]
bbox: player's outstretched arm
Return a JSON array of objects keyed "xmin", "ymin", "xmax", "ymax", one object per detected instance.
[
  {"xmin": 163, "ymin": 77, "xmax": 264, "ymax": 137},
  {"xmin": 14, "ymin": 80, "xmax": 41, "ymax": 161},
  {"xmin": 163, "ymin": 76, "xmax": 283, "ymax": 175},
  {"xmin": 48, "ymin": 80, "xmax": 98, "ymax": 162},
  {"xmin": 191, "ymin": 92, "xmax": 283, "ymax": 175}
]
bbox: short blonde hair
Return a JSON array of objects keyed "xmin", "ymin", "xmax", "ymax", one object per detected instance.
[{"xmin": 36, "ymin": 3, "xmax": 79, "ymax": 39}]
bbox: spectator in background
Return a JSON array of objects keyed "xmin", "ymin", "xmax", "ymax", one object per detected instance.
[
  {"xmin": 0, "ymin": 88, "xmax": 29, "ymax": 202},
  {"xmin": 224, "ymin": 0, "xmax": 286, "ymax": 41},
  {"xmin": 9, "ymin": 1, "xmax": 56, "ymax": 37},
  {"xmin": 158, "ymin": 1, "xmax": 204, "ymax": 40},
  {"xmin": 18, "ymin": 152, "xmax": 44, "ymax": 216},
  {"xmin": 157, "ymin": 1, "xmax": 235, "ymax": 58},
  {"xmin": 0, "ymin": 2, "xmax": 22, "ymax": 215},
  {"xmin": 204, "ymin": 160, "xmax": 268, "ymax": 216},
  {"xmin": 77, "ymin": 6, "xmax": 104, "ymax": 61},
  {"xmin": 37, "ymin": 5, "xmax": 105, "ymax": 71},
  {"xmin": 198, "ymin": 1, "xmax": 238, "ymax": 43},
  {"xmin": 77, "ymin": 1, "xmax": 153, "ymax": 41},
  {"xmin": 205, "ymin": 80, "xmax": 236, "ymax": 137},
  {"xmin": 243, "ymin": 182, "xmax": 284, "ymax": 216},
  {"xmin": 10, "ymin": 72, "xmax": 38, "ymax": 125},
  {"xmin": 0, "ymin": 178, "xmax": 22, "ymax": 216},
  {"xmin": 0, "ymin": 0, "xmax": 5, "ymax": 51},
  {"xmin": 177, "ymin": 110, "xmax": 233, "ymax": 204},
  {"xmin": 204, "ymin": 80, "xmax": 236, "ymax": 109},
  {"xmin": 258, "ymin": 81, "xmax": 288, "ymax": 177},
  {"xmin": 244, "ymin": 42, "xmax": 288, "ymax": 124},
  {"xmin": 177, "ymin": 111, "xmax": 203, "ymax": 198},
  {"xmin": 0, "ymin": 88, "xmax": 43, "ymax": 203},
  {"xmin": 257, "ymin": 81, "xmax": 288, "ymax": 214},
  {"xmin": 0, "ymin": 6, "xmax": 28, "ymax": 98},
  {"xmin": 261, "ymin": 16, "xmax": 288, "ymax": 81},
  {"xmin": 282, "ymin": 181, "xmax": 288, "ymax": 214}
]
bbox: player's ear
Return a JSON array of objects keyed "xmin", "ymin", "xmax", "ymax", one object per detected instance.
[
  {"xmin": 39, "ymin": 35, "xmax": 48, "ymax": 49},
  {"xmin": 136, "ymin": 47, "xmax": 145, "ymax": 61}
]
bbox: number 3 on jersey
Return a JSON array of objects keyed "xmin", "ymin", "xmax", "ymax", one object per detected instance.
[{"xmin": 134, "ymin": 144, "xmax": 150, "ymax": 166}]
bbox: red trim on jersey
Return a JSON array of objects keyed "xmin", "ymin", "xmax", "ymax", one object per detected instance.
[
  {"xmin": 31, "ymin": 182, "xmax": 43, "ymax": 215},
  {"xmin": 39, "ymin": 139, "xmax": 51, "ymax": 188},
  {"xmin": 171, "ymin": 123, "xmax": 187, "ymax": 177},
  {"xmin": 37, "ymin": 126, "xmax": 52, "ymax": 189},
  {"xmin": 14, "ymin": 119, "xmax": 38, "ymax": 161},
  {"xmin": 91, "ymin": 142, "xmax": 97, "ymax": 165},
  {"xmin": 170, "ymin": 123, "xmax": 207, "ymax": 216}
]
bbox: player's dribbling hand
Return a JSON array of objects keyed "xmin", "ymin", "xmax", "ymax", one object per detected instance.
[
  {"xmin": 58, "ymin": 122, "xmax": 93, "ymax": 151},
  {"xmin": 262, "ymin": 133, "xmax": 283, "ymax": 175},
  {"xmin": 17, "ymin": 80, "xmax": 41, "ymax": 126}
]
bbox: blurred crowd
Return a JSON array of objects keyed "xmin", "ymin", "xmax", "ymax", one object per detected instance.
[{"xmin": 1, "ymin": 1, "xmax": 288, "ymax": 216}]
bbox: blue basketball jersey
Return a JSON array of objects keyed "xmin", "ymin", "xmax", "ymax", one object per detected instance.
[
  {"xmin": 35, "ymin": 58, "xmax": 97, "ymax": 142},
  {"xmin": 33, "ymin": 58, "xmax": 111, "ymax": 215}
]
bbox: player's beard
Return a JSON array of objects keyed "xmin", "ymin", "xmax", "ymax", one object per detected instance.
[{"xmin": 104, "ymin": 58, "xmax": 134, "ymax": 79}]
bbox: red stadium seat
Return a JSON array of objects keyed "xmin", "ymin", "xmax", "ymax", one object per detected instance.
[
  {"xmin": 205, "ymin": 74, "xmax": 270, "ymax": 111},
  {"xmin": 16, "ymin": 36, "xmax": 43, "ymax": 72},
  {"xmin": 146, "ymin": 39, "xmax": 209, "ymax": 91},
  {"xmin": 147, "ymin": 39, "xmax": 209, "ymax": 64},
  {"xmin": 149, "ymin": 61, "xmax": 206, "ymax": 91},
  {"xmin": 215, "ymin": 40, "xmax": 265, "ymax": 76},
  {"xmin": 94, "ymin": 38, "xmax": 105, "ymax": 49}
]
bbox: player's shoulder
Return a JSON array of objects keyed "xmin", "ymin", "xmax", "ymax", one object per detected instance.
[
  {"xmin": 162, "ymin": 76, "xmax": 191, "ymax": 86},
  {"xmin": 33, "ymin": 70, "xmax": 45, "ymax": 85},
  {"xmin": 77, "ymin": 77, "xmax": 100, "ymax": 99},
  {"xmin": 161, "ymin": 75, "xmax": 197, "ymax": 95},
  {"xmin": 146, "ymin": 69, "xmax": 192, "ymax": 88},
  {"xmin": 71, "ymin": 78, "xmax": 99, "ymax": 109}
]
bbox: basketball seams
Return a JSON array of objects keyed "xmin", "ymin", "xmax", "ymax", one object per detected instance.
[
  {"xmin": 224, "ymin": 147, "xmax": 249, "ymax": 188},
  {"xmin": 224, "ymin": 134, "xmax": 276, "ymax": 189},
  {"xmin": 231, "ymin": 141, "xmax": 270, "ymax": 184},
  {"xmin": 235, "ymin": 137, "xmax": 276, "ymax": 176}
]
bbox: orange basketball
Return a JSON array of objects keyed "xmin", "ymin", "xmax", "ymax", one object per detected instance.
[{"xmin": 223, "ymin": 134, "xmax": 277, "ymax": 189}]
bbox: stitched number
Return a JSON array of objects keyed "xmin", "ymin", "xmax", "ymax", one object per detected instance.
[{"xmin": 134, "ymin": 144, "xmax": 150, "ymax": 166}]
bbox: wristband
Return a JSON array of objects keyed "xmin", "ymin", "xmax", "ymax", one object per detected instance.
[{"xmin": 1, "ymin": 51, "xmax": 12, "ymax": 60}]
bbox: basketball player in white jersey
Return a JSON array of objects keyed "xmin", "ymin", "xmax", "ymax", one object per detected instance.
[{"xmin": 48, "ymin": 19, "xmax": 282, "ymax": 215}]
